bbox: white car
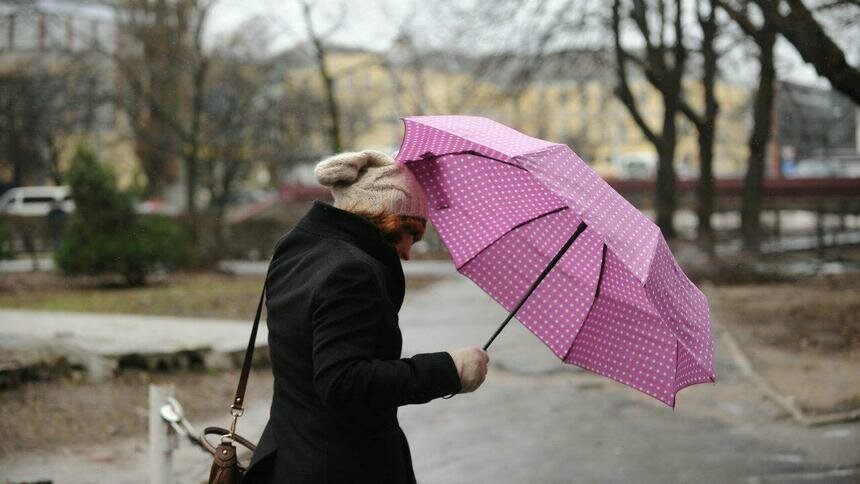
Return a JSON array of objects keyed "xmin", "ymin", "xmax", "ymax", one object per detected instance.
[{"xmin": 0, "ymin": 186, "xmax": 75, "ymax": 217}]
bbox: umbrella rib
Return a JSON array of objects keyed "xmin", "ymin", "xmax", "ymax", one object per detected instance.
[
  {"xmin": 482, "ymin": 221, "xmax": 588, "ymax": 351},
  {"xmin": 428, "ymin": 150, "xmax": 528, "ymax": 172},
  {"xmin": 562, "ymin": 243, "xmax": 608, "ymax": 363},
  {"xmin": 456, "ymin": 206, "xmax": 568, "ymax": 270}
]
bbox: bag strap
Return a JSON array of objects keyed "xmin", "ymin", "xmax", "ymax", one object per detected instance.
[{"xmin": 231, "ymin": 276, "xmax": 267, "ymax": 414}]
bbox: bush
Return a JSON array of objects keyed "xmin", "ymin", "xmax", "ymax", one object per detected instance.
[
  {"xmin": 0, "ymin": 220, "xmax": 10, "ymax": 260},
  {"xmin": 118, "ymin": 215, "xmax": 192, "ymax": 285},
  {"xmin": 55, "ymin": 145, "xmax": 191, "ymax": 286}
]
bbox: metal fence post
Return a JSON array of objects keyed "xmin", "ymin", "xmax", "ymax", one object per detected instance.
[{"xmin": 149, "ymin": 384, "xmax": 176, "ymax": 484}]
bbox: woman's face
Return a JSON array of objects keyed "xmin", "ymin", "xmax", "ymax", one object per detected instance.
[
  {"xmin": 394, "ymin": 233, "xmax": 415, "ymax": 260},
  {"xmin": 394, "ymin": 218, "xmax": 426, "ymax": 261}
]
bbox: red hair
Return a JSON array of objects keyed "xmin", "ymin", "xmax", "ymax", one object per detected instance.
[{"xmin": 352, "ymin": 209, "xmax": 426, "ymax": 245}]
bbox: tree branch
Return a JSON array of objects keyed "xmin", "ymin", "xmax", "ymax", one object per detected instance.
[
  {"xmin": 613, "ymin": 0, "xmax": 660, "ymax": 146},
  {"xmin": 713, "ymin": 0, "xmax": 760, "ymax": 39},
  {"xmin": 753, "ymin": 0, "xmax": 860, "ymax": 104}
]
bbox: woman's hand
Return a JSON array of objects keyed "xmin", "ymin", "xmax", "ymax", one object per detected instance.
[{"xmin": 447, "ymin": 347, "xmax": 489, "ymax": 393}]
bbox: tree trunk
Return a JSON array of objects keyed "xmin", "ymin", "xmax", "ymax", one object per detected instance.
[
  {"xmin": 184, "ymin": 148, "xmax": 199, "ymax": 243},
  {"xmin": 47, "ymin": 138, "xmax": 63, "ymax": 185},
  {"xmin": 741, "ymin": 28, "xmax": 776, "ymax": 251},
  {"xmin": 611, "ymin": 0, "xmax": 686, "ymax": 239},
  {"xmin": 696, "ymin": 2, "xmax": 719, "ymax": 247},
  {"xmin": 697, "ymin": 125, "xmax": 715, "ymax": 244},
  {"xmin": 321, "ymin": 68, "xmax": 342, "ymax": 153},
  {"xmin": 657, "ymin": 69, "xmax": 681, "ymax": 239},
  {"xmin": 656, "ymin": 139, "xmax": 677, "ymax": 238},
  {"xmin": 302, "ymin": 0, "xmax": 342, "ymax": 153},
  {"xmin": 184, "ymin": 45, "xmax": 208, "ymax": 245}
]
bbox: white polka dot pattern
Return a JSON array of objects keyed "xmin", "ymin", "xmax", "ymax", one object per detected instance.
[
  {"xmin": 516, "ymin": 145, "xmax": 661, "ymax": 284},
  {"xmin": 643, "ymin": 237, "xmax": 716, "ymax": 398},
  {"xmin": 396, "ymin": 115, "xmax": 558, "ymax": 163},
  {"xmin": 460, "ymin": 209, "xmax": 603, "ymax": 358},
  {"xmin": 409, "ymin": 153, "xmax": 568, "ymax": 268},
  {"xmin": 398, "ymin": 115, "xmax": 716, "ymax": 406},
  {"xmin": 566, "ymin": 246, "xmax": 679, "ymax": 404}
]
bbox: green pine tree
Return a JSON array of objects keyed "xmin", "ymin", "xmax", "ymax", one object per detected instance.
[{"xmin": 55, "ymin": 145, "xmax": 190, "ymax": 285}]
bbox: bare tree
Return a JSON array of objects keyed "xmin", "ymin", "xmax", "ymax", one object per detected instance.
[
  {"xmin": 117, "ymin": 0, "xmax": 184, "ymax": 198},
  {"xmin": 200, "ymin": 46, "xmax": 263, "ymax": 243},
  {"xmin": 0, "ymin": 70, "xmax": 61, "ymax": 187},
  {"xmin": 612, "ymin": 0, "xmax": 688, "ymax": 238},
  {"xmin": 265, "ymin": 76, "xmax": 329, "ymax": 177},
  {"xmin": 753, "ymin": 0, "xmax": 860, "ymax": 105},
  {"xmin": 715, "ymin": 0, "xmax": 777, "ymax": 250},
  {"xmin": 300, "ymin": 0, "xmax": 344, "ymax": 153},
  {"xmin": 0, "ymin": 57, "xmax": 109, "ymax": 187},
  {"xmin": 109, "ymin": 0, "xmax": 216, "ymax": 243},
  {"xmin": 383, "ymin": 31, "xmax": 434, "ymax": 116},
  {"xmin": 199, "ymin": 16, "xmax": 324, "ymax": 208},
  {"xmin": 678, "ymin": 0, "xmax": 722, "ymax": 245}
]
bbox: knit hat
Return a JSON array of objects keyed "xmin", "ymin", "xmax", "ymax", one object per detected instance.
[{"xmin": 314, "ymin": 150, "xmax": 428, "ymax": 219}]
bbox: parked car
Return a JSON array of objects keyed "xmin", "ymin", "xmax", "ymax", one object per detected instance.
[
  {"xmin": 0, "ymin": 186, "xmax": 75, "ymax": 217},
  {"xmin": 786, "ymin": 156, "xmax": 860, "ymax": 179}
]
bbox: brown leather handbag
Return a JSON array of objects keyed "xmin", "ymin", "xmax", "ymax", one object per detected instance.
[{"xmin": 200, "ymin": 281, "xmax": 266, "ymax": 483}]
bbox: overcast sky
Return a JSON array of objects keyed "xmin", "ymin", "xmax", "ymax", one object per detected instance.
[
  {"xmin": 205, "ymin": 0, "xmax": 841, "ymax": 88},
  {"xmin": 24, "ymin": 0, "xmax": 853, "ymax": 89},
  {"xmin": 206, "ymin": 0, "xmax": 419, "ymax": 52}
]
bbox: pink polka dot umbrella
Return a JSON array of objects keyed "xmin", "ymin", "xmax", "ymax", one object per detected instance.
[{"xmin": 395, "ymin": 115, "xmax": 716, "ymax": 406}]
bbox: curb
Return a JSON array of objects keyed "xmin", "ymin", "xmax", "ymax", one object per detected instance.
[{"xmin": 719, "ymin": 322, "xmax": 860, "ymax": 426}]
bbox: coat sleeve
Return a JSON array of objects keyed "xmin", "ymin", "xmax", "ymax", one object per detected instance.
[{"xmin": 310, "ymin": 259, "xmax": 461, "ymax": 410}]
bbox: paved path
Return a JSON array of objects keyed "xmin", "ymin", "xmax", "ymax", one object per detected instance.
[
  {"xmin": 0, "ymin": 310, "xmax": 266, "ymax": 356},
  {"xmin": 217, "ymin": 258, "xmax": 456, "ymax": 278},
  {"xmin": 396, "ymin": 268, "xmax": 860, "ymax": 483},
  {"xmin": 0, "ymin": 310, "xmax": 267, "ymax": 380},
  {"xmin": 2, "ymin": 265, "xmax": 859, "ymax": 483},
  {"xmin": 0, "ymin": 257, "xmax": 54, "ymax": 273}
]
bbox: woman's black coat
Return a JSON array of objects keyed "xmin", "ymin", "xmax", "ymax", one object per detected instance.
[{"xmin": 242, "ymin": 200, "xmax": 461, "ymax": 484}]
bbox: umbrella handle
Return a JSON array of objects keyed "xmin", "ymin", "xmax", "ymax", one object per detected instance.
[{"xmin": 482, "ymin": 221, "xmax": 588, "ymax": 351}]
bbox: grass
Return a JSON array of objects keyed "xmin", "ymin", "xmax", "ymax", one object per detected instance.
[
  {"xmin": 0, "ymin": 270, "xmax": 443, "ymax": 319},
  {"xmin": 0, "ymin": 272, "xmax": 264, "ymax": 319}
]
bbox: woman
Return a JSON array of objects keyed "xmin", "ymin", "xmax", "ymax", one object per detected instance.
[{"xmin": 243, "ymin": 150, "xmax": 490, "ymax": 483}]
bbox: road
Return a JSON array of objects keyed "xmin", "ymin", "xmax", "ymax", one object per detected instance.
[{"xmin": 2, "ymin": 263, "xmax": 858, "ymax": 483}]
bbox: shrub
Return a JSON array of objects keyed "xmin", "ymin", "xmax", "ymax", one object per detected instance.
[
  {"xmin": 117, "ymin": 215, "xmax": 192, "ymax": 286},
  {"xmin": 55, "ymin": 145, "xmax": 191, "ymax": 286},
  {"xmin": 0, "ymin": 220, "xmax": 10, "ymax": 260}
]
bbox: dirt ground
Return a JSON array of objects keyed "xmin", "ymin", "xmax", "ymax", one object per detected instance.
[
  {"xmin": 0, "ymin": 367, "xmax": 273, "ymax": 457},
  {"xmin": 713, "ymin": 273, "xmax": 860, "ymax": 353},
  {"xmin": 708, "ymin": 273, "xmax": 860, "ymax": 413},
  {"xmin": 0, "ymin": 271, "xmax": 443, "ymax": 457}
]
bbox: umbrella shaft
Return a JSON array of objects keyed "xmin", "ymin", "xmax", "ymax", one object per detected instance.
[{"xmin": 483, "ymin": 221, "xmax": 588, "ymax": 351}]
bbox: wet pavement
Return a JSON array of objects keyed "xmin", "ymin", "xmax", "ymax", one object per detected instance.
[
  {"xmin": 397, "ymin": 266, "xmax": 860, "ymax": 483},
  {"xmin": 2, "ymin": 262, "xmax": 859, "ymax": 483}
]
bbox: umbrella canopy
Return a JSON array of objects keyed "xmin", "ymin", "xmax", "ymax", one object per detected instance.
[{"xmin": 396, "ymin": 115, "xmax": 715, "ymax": 406}]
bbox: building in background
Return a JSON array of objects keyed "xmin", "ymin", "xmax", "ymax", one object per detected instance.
[
  {"xmin": 273, "ymin": 43, "xmax": 753, "ymax": 183},
  {"xmin": 6, "ymin": 6, "xmax": 853, "ymax": 201},
  {"xmin": 774, "ymin": 80, "xmax": 860, "ymax": 178},
  {"xmin": 0, "ymin": 0, "xmax": 127, "ymax": 189}
]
